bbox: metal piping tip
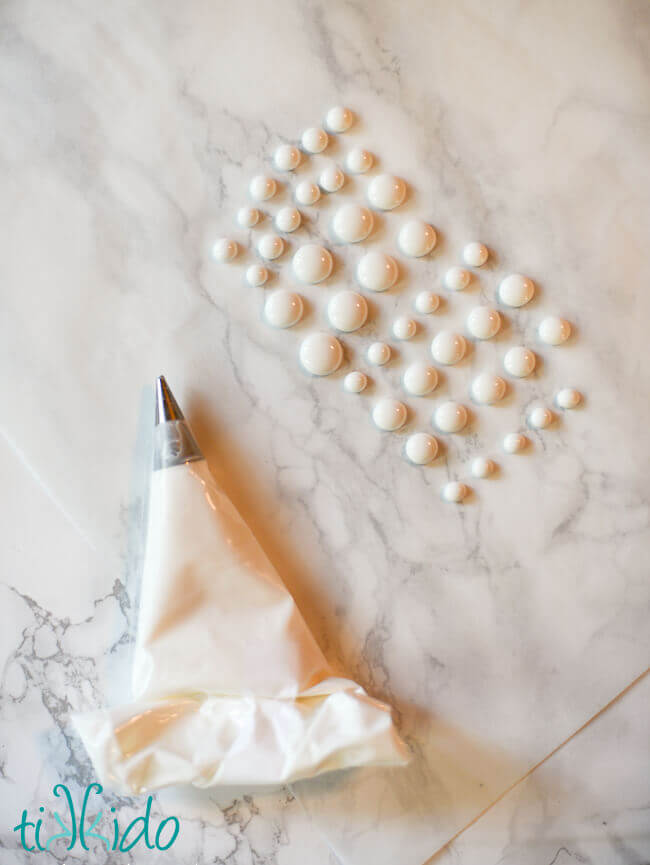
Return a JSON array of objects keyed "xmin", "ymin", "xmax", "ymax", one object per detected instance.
[
  {"xmin": 153, "ymin": 376, "xmax": 203, "ymax": 470},
  {"xmin": 155, "ymin": 376, "xmax": 184, "ymax": 425}
]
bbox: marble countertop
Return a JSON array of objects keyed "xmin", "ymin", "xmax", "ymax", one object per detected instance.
[{"xmin": 1, "ymin": 1, "xmax": 649, "ymax": 863}]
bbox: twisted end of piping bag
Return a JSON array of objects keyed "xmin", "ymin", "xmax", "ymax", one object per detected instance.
[{"xmin": 153, "ymin": 375, "xmax": 203, "ymax": 469}]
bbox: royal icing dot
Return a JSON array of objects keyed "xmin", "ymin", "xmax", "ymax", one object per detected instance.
[
  {"xmin": 273, "ymin": 144, "xmax": 301, "ymax": 172},
  {"xmin": 343, "ymin": 371, "xmax": 367, "ymax": 393},
  {"xmin": 367, "ymin": 341, "xmax": 391, "ymax": 366},
  {"xmin": 414, "ymin": 291, "xmax": 440, "ymax": 314},
  {"xmin": 405, "ymin": 433, "xmax": 439, "ymax": 465},
  {"xmin": 367, "ymin": 174, "xmax": 406, "ymax": 210},
  {"xmin": 503, "ymin": 346, "xmax": 536, "ymax": 378},
  {"xmin": 327, "ymin": 290, "xmax": 368, "ymax": 332},
  {"xmin": 528, "ymin": 406, "xmax": 554, "ymax": 429},
  {"xmin": 463, "ymin": 242, "xmax": 488, "ymax": 267},
  {"xmin": 356, "ymin": 251, "xmax": 398, "ymax": 292},
  {"xmin": 403, "ymin": 362, "xmax": 438, "ymax": 396},
  {"xmin": 325, "ymin": 106, "xmax": 354, "ymax": 133},
  {"xmin": 292, "ymin": 244, "xmax": 333, "ymax": 283},
  {"xmin": 539, "ymin": 316, "xmax": 571, "ymax": 345},
  {"xmin": 503, "ymin": 432, "xmax": 528, "ymax": 453},
  {"xmin": 431, "ymin": 331, "xmax": 466, "ymax": 365},
  {"xmin": 275, "ymin": 207, "xmax": 301, "ymax": 233},
  {"xmin": 398, "ymin": 220, "xmax": 436, "ymax": 257},
  {"xmin": 471, "ymin": 457, "xmax": 495, "ymax": 478},
  {"xmin": 257, "ymin": 233, "xmax": 284, "ymax": 260},
  {"xmin": 444, "ymin": 266, "xmax": 471, "ymax": 291},
  {"xmin": 392, "ymin": 317, "xmax": 416, "ymax": 340},
  {"xmin": 333, "ymin": 204, "xmax": 374, "ymax": 243},
  {"xmin": 249, "ymin": 175, "xmax": 277, "ymax": 202},
  {"xmin": 295, "ymin": 181, "xmax": 321, "ymax": 206},
  {"xmin": 299, "ymin": 332, "xmax": 343, "ymax": 376},
  {"xmin": 434, "ymin": 401, "xmax": 468, "ymax": 433},
  {"xmin": 470, "ymin": 373, "xmax": 506, "ymax": 404},
  {"xmin": 264, "ymin": 290, "xmax": 304, "ymax": 328},
  {"xmin": 373, "ymin": 398, "xmax": 407, "ymax": 431},
  {"xmin": 346, "ymin": 148, "xmax": 373, "ymax": 174},
  {"xmin": 211, "ymin": 238, "xmax": 238, "ymax": 262},
  {"xmin": 246, "ymin": 264, "xmax": 268, "ymax": 286},
  {"xmin": 442, "ymin": 481, "xmax": 469, "ymax": 503},
  {"xmin": 467, "ymin": 306, "xmax": 501, "ymax": 339},
  {"xmin": 237, "ymin": 206, "xmax": 260, "ymax": 228},
  {"xmin": 301, "ymin": 127, "xmax": 328, "ymax": 153},
  {"xmin": 499, "ymin": 273, "xmax": 535, "ymax": 307},
  {"xmin": 555, "ymin": 388, "xmax": 582, "ymax": 409},
  {"xmin": 319, "ymin": 164, "xmax": 345, "ymax": 193}
]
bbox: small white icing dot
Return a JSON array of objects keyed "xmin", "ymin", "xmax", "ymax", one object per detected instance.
[
  {"xmin": 237, "ymin": 206, "xmax": 260, "ymax": 228},
  {"xmin": 295, "ymin": 181, "xmax": 321, "ymax": 206},
  {"xmin": 499, "ymin": 273, "xmax": 535, "ymax": 307},
  {"xmin": 503, "ymin": 346, "xmax": 536, "ymax": 378},
  {"xmin": 249, "ymin": 175, "xmax": 277, "ymax": 202},
  {"xmin": 367, "ymin": 341, "xmax": 391, "ymax": 365},
  {"xmin": 398, "ymin": 220, "xmax": 437, "ymax": 257},
  {"xmin": 414, "ymin": 291, "xmax": 440, "ymax": 314},
  {"xmin": 471, "ymin": 457, "xmax": 495, "ymax": 478},
  {"xmin": 431, "ymin": 331, "xmax": 466, "ymax": 365},
  {"xmin": 556, "ymin": 388, "xmax": 582, "ymax": 409},
  {"xmin": 343, "ymin": 371, "xmax": 367, "ymax": 393},
  {"xmin": 463, "ymin": 242, "xmax": 488, "ymax": 267},
  {"xmin": 333, "ymin": 204, "xmax": 373, "ymax": 243},
  {"xmin": 357, "ymin": 251, "xmax": 398, "ymax": 292},
  {"xmin": 246, "ymin": 264, "xmax": 268, "ymax": 286},
  {"xmin": 301, "ymin": 127, "xmax": 328, "ymax": 154},
  {"xmin": 503, "ymin": 432, "xmax": 528, "ymax": 453},
  {"xmin": 328, "ymin": 290, "xmax": 368, "ymax": 332},
  {"xmin": 257, "ymin": 233, "xmax": 284, "ymax": 261},
  {"xmin": 299, "ymin": 332, "xmax": 343, "ymax": 376},
  {"xmin": 292, "ymin": 244, "xmax": 333, "ymax": 283},
  {"xmin": 264, "ymin": 290, "xmax": 304, "ymax": 328},
  {"xmin": 373, "ymin": 398, "xmax": 407, "ymax": 431},
  {"xmin": 345, "ymin": 148, "xmax": 373, "ymax": 174},
  {"xmin": 528, "ymin": 406, "xmax": 554, "ymax": 429},
  {"xmin": 434, "ymin": 401, "xmax": 468, "ymax": 433},
  {"xmin": 444, "ymin": 266, "xmax": 471, "ymax": 291},
  {"xmin": 405, "ymin": 433, "xmax": 438, "ymax": 465},
  {"xmin": 211, "ymin": 238, "xmax": 238, "ymax": 262},
  {"xmin": 367, "ymin": 174, "xmax": 406, "ymax": 210},
  {"xmin": 319, "ymin": 164, "xmax": 345, "ymax": 193},
  {"xmin": 273, "ymin": 144, "xmax": 301, "ymax": 172},
  {"xmin": 403, "ymin": 362, "xmax": 438, "ymax": 396},
  {"xmin": 274, "ymin": 207, "xmax": 301, "ymax": 233},
  {"xmin": 471, "ymin": 373, "xmax": 506, "ymax": 405},
  {"xmin": 325, "ymin": 106, "xmax": 354, "ymax": 133},
  {"xmin": 442, "ymin": 481, "xmax": 468, "ymax": 503},
  {"xmin": 539, "ymin": 316, "xmax": 571, "ymax": 345},
  {"xmin": 393, "ymin": 317, "xmax": 416, "ymax": 340},
  {"xmin": 467, "ymin": 306, "xmax": 501, "ymax": 340}
]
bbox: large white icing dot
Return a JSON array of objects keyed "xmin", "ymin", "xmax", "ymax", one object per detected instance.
[
  {"xmin": 211, "ymin": 238, "xmax": 238, "ymax": 262},
  {"xmin": 539, "ymin": 316, "xmax": 571, "ymax": 345},
  {"xmin": 292, "ymin": 244, "xmax": 333, "ymax": 283},
  {"xmin": 301, "ymin": 127, "xmax": 328, "ymax": 153},
  {"xmin": 398, "ymin": 220, "xmax": 436, "ymax": 257},
  {"xmin": 299, "ymin": 332, "xmax": 343, "ymax": 376},
  {"xmin": 367, "ymin": 341, "xmax": 391, "ymax": 365},
  {"xmin": 237, "ymin": 206, "xmax": 260, "ymax": 228},
  {"xmin": 471, "ymin": 457, "xmax": 495, "ymax": 478},
  {"xmin": 295, "ymin": 181, "xmax": 321, "ymax": 206},
  {"xmin": 528, "ymin": 406, "xmax": 554, "ymax": 429},
  {"xmin": 467, "ymin": 306, "xmax": 501, "ymax": 339},
  {"xmin": 273, "ymin": 144, "xmax": 301, "ymax": 172},
  {"xmin": 405, "ymin": 433, "xmax": 438, "ymax": 465},
  {"xmin": 499, "ymin": 273, "xmax": 535, "ymax": 307},
  {"xmin": 444, "ymin": 266, "xmax": 471, "ymax": 291},
  {"xmin": 264, "ymin": 290, "xmax": 304, "ymax": 328},
  {"xmin": 471, "ymin": 373, "xmax": 506, "ymax": 405},
  {"xmin": 327, "ymin": 290, "xmax": 368, "ymax": 332},
  {"xmin": 403, "ymin": 362, "xmax": 438, "ymax": 396},
  {"xmin": 431, "ymin": 331, "xmax": 467, "ymax": 365},
  {"xmin": 556, "ymin": 388, "xmax": 582, "ymax": 409},
  {"xmin": 434, "ymin": 401, "xmax": 468, "ymax": 433},
  {"xmin": 346, "ymin": 148, "xmax": 373, "ymax": 174},
  {"xmin": 320, "ymin": 164, "xmax": 345, "ymax": 193},
  {"xmin": 325, "ymin": 106, "xmax": 354, "ymax": 133},
  {"xmin": 504, "ymin": 346, "xmax": 536, "ymax": 378},
  {"xmin": 257, "ymin": 233, "xmax": 284, "ymax": 260},
  {"xmin": 463, "ymin": 242, "xmax": 488, "ymax": 267},
  {"xmin": 246, "ymin": 264, "xmax": 268, "ymax": 286},
  {"xmin": 343, "ymin": 371, "xmax": 367, "ymax": 393},
  {"xmin": 333, "ymin": 204, "xmax": 373, "ymax": 243},
  {"xmin": 249, "ymin": 175, "xmax": 277, "ymax": 202},
  {"xmin": 415, "ymin": 291, "xmax": 440, "ymax": 314},
  {"xmin": 503, "ymin": 433, "xmax": 528, "ymax": 453},
  {"xmin": 357, "ymin": 251, "xmax": 397, "ymax": 292},
  {"xmin": 367, "ymin": 174, "xmax": 406, "ymax": 210},
  {"xmin": 442, "ymin": 481, "xmax": 469, "ymax": 503},
  {"xmin": 373, "ymin": 398, "xmax": 407, "ymax": 431},
  {"xmin": 392, "ymin": 317, "xmax": 417, "ymax": 340},
  {"xmin": 275, "ymin": 207, "xmax": 301, "ymax": 233}
]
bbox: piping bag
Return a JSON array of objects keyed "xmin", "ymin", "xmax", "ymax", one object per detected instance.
[{"xmin": 73, "ymin": 377, "xmax": 408, "ymax": 793}]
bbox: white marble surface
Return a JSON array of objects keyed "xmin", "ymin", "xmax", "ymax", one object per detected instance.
[{"xmin": 1, "ymin": 1, "xmax": 649, "ymax": 863}]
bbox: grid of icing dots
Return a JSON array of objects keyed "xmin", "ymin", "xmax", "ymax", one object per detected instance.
[{"xmin": 211, "ymin": 106, "xmax": 584, "ymax": 503}]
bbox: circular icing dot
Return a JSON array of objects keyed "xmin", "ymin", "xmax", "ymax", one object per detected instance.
[
  {"xmin": 556, "ymin": 388, "xmax": 582, "ymax": 409},
  {"xmin": 367, "ymin": 341, "xmax": 391, "ymax": 366},
  {"xmin": 211, "ymin": 238, "xmax": 238, "ymax": 262},
  {"xmin": 357, "ymin": 251, "xmax": 397, "ymax": 292},
  {"xmin": 346, "ymin": 148, "xmax": 373, "ymax": 174},
  {"xmin": 398, "ymin": 220, "xmax": 436, "ymax": 257},
  {"xmin": 403, "ymin": 362, "xmax": 438, "ymax": 396},
  {"xmin": 343, "ymin": 371, "xmax": 367, "ymax": 393},
  {"xmin": 434, "ymin": 401, "xmax": 468, "ymax": 433},
  {"xmin": 367, "ymin": 174, "xmax": 406, "ymax": 210},
  {"xmin": 327, "ymin": 290, "xmax": 368, "ymax": 332},
  {"xmin": 273, "ymin": 144, "xmax": 301, "ymax": 172},
  {"xmin": 442, "ymin": 481, "xmax": 468, "ymax": 503},
  {"xmin": 237, "ymin": 206, "xmax": 260, "ymax": 228},
  {"xmin": 499, "ymin": 273, "xmax": 535, "ymax": 307},
  {"xmin": 528, "ymin": 406, "xmax": 554, "ymax": 429},
  {"xmin": 246, "ymin": 264, "xmax": 268, "ymax": 286},
  {"xmin": 470, "ymin": 373, "xmax": 506, "ymax": 405},
  {"xmin": 467, "ymin": 306, "xmax": 501, "ymax": 340},
  {"xmin": 320, "ymin": 164, "xmax": 345, "ymax": 193},
  {"xmin": 299, "ymin": 332, "xmax": 343, "ymax": 376},
  {"xmin": 373, "ymin": 398, "xmax": 407, "ymax": 432},
  {"xmin": 393, "ymin": 317, "xmax": 416, "ymax": 340},
  {"xmin": 431, "ymin": 331, "xmax": 466, "ymax": 365},
  {"xmin": 405, "ymin": 433, "xmax": 438, "ymax": 465},
  {"xmin": 249, "ymin": 175, "xmax": 277, "ymax": 202},
  {"xmin": 257, "ymin": 233, "xmax": 284, "ymax": 260},
  {"xmin": 539, "ymin": 316, "xmax": 571, "ymax": 345},
  {"xmin": 503, "ymin": 346, "xmax": 536, "ymax": 378},
  {"xmin": 463, "ymin": 242, "xmax": 488, "ymax": 267},
  {"xmin": 333, "ymin": 204, "xmax": 373, "ymax": 243},
  {"xmin": 471, "ymin": 457, "xmax": 495, "ymax": 478},
  {"xmin": 275, "ymin": 207, "xmax": 301, "ymax": 233},
  {"xmin": 301, "ymin": 127, "xmax": 328, "ymax": 154},
  {"xmin": 503, "ymin": 433, "xmax": 528, "ymax": 453},
  {"xmin": 325, "ymin": 106, "xmax": 354, "ymax": 133},
  {"xmin": 295, "ymin": 181, "xmax": 321, "ymax": 206},
  {"xmin": 415, "ymin": 291, "xmax": 440, "ymax": 314},
  {"xmin": 444, "ymin": 266, "xmax": 471, "ymax": 291},
  {"xmin": 264, "ymin": 290, "xmax": 304, "ymax": 328},
  {"xmin": 292, "ymin": 244, "xmax": 333, "ymax": 283}
]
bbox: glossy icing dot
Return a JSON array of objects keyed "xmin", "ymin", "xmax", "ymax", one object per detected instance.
[
  {"xmin": 528, "ymin": 406, "xmax": 554, "ymax": 429},
  {"xmin": 367, "ymin": 174, "xmax": 406, "ymax": 210},
  {"xmin": 503, "ymin": 346, "xmax": 536, "ymax": 378},
  {"xmin": 333, "ymin": 204, "xmax": 373, "ymax": 243},
  {"xmin": 325, "ymin": 106, "xmax": 354, "ymax": 133},
  {"xmin": 499, "ymin": 273, "xmax": 535, "ymax": 307},
  {"xmin": 295, "ymin": 181, "xmax": 321, "ymax": 206},
  {"xmin": 275, "ymin": 207, "xmax": 301, "ymax": 233},
  {"xmin": 398, "ymin": 220, "xmax": 436, "ymax": 257},
  {"xmin": 237, "ymin": 206, "xmax": 260, "ymax": 228},
  {"xmin": 405, "ymin": 433, "xmax": 438, "ymax": 465},
  {"xmin": 264, "ymin": 290, "xmax": 304, "ymax": 328},
  {"xmin": 257, "ymin": 233, "xmax": 284, "ymax": 260},
  {"xmin": 503, "ymin": 432, "xmax": 528, "ymax": 453},
  {"xmin": 539, "ymin": 316, "xmax": 571, "ymax": 345},
  {"xmin": 467, "ymin": 306, "xmax": 501, "ymax": 339},
  {"xmin": 246, "ymin": 264, "xmax": 268, "ymax": 287},
  {"xmin": 367, "ymin": 341, "xmax": 391, "ymax": 366},
  {"xmin": 249, "ymin": 175, "xmax": 277, "ymax": 202},
  {"xmin": 346, "ymin": 148, "xmax": 373, "ymax": 174},
  {"xmin": 292, "ymin": 244, "xmax": 333, "ymax": 283},
  {"xmin": 343, "ymin": 371, "xmax": 367, "ymax": 393},
  {"xmin": 414, "ymin": 291, "xmax": 440, "ymax": 314},
  {"xmin": 299, "ymin": 332, "xmax": 343, "ymax": 376},
  {"xmin": 301, "ymin": 127, "xmax": 328, "ymax": 153},
  {"xmin": 471, "ymin": 457, "xmax": 495, "ymax": 478},
  {"xmin": 373, "ymin": 398, "xmax": 407, "ymax": 431},
  {"xmin": 444, "ymin": 266, "xmax": 471, "ymax": 291},
  {"xmin": 403, "ymin": 362, "xmax": 438, "ymax": 396},
  {"xmin": 556, "ymin": 388, "xmax": 582, "ymax": 409},
  {"xmin": 392, "ymin": 316, "xmax": 416, "ymax": 340},
  {"xmin": 434, "ymin": 401, "xmax": 468, "ymax": 433},
  {"xmin": 356, "ymin": 251, "xmax": 398, "ymax": 292},
  {"xmin": 327, "ymin": 290, "xmax": 368, "ymax": 332},
  {"xmin": 431, "ymin": 331, "xmax": 467, "ymax": 365},
  {"xmin": 273, "ymin": 144, "xmax": 301, "ymax": 172},
  {"xmin": 470, "ymin": 373, "xmax": 506, "ymax": 405},
  {"xmin": 463, "ymin": 242, "xmax": 488, "ymax": 267},
  {"xmin": 442, "ymin": 481, "xmax": 468, "ymax": 503},
  {"xmin": 319, "ymin": 164, "xmax": 345, "ymax": 193},
  {"xmin": 211, "ymin": 238, "xmax": 238, "ymax": 262}
]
